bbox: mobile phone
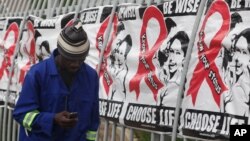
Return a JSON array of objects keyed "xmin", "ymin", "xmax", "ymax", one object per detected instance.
[{"xmin": 68, "ymin": 112, "xmax": 78, "ymax": 119}]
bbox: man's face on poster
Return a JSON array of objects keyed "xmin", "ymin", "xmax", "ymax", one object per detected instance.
[
  {"xmin": 230, "ymin": 36, "xmax": 250, "ymax": 75},
  {"xmin": 168, "ymin": 39, "xmax": 184, "ymax": 73}
]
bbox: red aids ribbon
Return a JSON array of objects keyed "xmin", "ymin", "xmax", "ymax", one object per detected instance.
[
  {"xmin": 129, "ymin": 6, "xmax": 167, "ymax": 101},
  {"xmin": 0, "ymin": 23, "xmax": 19, "ymax": 80},
  {"xmin": 97, "ymin": 15, "xmax": 118, "ymax": 95},
  {"xmin": 19, "ymin": 21, "xmax": 36, "ymax": 84},
  {"xmin": 187, "ymin": 0, "xmax": 230, "ymax": 107}
]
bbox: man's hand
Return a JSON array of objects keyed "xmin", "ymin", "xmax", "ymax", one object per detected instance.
[{"xmin": 54, "ymin": 111, "xmax": 78, "ymax": 128}]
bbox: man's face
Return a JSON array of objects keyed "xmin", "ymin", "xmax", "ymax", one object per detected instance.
[
  {"xmin": 230, "ymin": 36, "xmax": 250, "ymax": 75},
  {"xmin": 60, "ymin": 55, "xmax": 85, "ymax": 73},
  {"xmin": 168, "ymin": 39, "xmax": 184, "ymax": 73}
]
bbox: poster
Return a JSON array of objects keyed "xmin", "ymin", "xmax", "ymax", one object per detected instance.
[
  {"xmin": 180, "ymin": 0, "xmax": 250, "ymax": 139},
  {"xmin": 0, "ymin": 17, "xmax": 22, "ymax": 107},
  {"xmin": 80, "ymin": 5, "xmax": 113, "ymax": 69},
  {"xmin": 96, "ymin": 1, "xmax": 200, "ymax": 132},
  {"xmin": 0, "ymin": 14, "xmax": 74, "ymax": 108},
  {"xmin": 14, "ymin": 13, "xmax": 74, "ymax": 91}
]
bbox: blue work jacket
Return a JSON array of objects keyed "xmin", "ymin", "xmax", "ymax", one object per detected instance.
[{"xmin": 13, "ymin": 49, "xmax": 100, "ymax": 141}]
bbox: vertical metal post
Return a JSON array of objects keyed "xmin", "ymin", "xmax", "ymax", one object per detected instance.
[
  {"xmin": 80, "ymin": 0, "xmax": 90, "ymax": 12},
  {"xmin": 0, "ymin": 108, "xmax": 3, "ymax": 140},
  {"xmin": 50, "ymin": 0, "xmax": 59, "ymax": 17},
  {"xmin": 160, "ymin": 134, "xmax": 164, "ymax": 141},
  {"xmin": 7, "ymin": 109, "xmax": 12, "ymax": 141},
  {"xmin": 88, "ymin": 0, "xmax": 97, "ymax": 8},
  {"xmin": 14, "ymin": 0, "xmax": 22, "ymax": 16},
  {"xmin": 120, "ymin": 126, "xmax": 125, "ymax": 141},
  {"xmin": 12, "ymin": 120, "xmax": 17, "ymax": 141},
  {"xmin": 39, "ymin": 0, "xmax": 47, "ymax": 18},
  {"xmin": 29, "ymin": 0, "xmax": 37, "ymax": 15},
  {"xmin": 47, "ymin": 0, "xmax": 53, "ymax": 18},
  {"xmin": 17, "ymin": 123, "xmax": 20, "ymax": 141},
  {"xmin": 19, "ymin": 0, "xmax": 27, "ymax": 16},
  {"xmin": 108, "ymin": 0, "xmax": 113, "ymax": 5},
  {"xmin": 0, "ymin": 1, "xmax": 2, "ymax": 14},
  {"xmin": 111, "ymin": 122, "xmax": 116, "ymax": 141},
  {"xmin": 7, "ymin": 0, "xmax": 14, "ymax": 16},
  {"xmin": 140, "ymin": 0, "xmax": 146, "ymax": 5},
  {"xmin": 157, "ymin": 0, "xmax": 164, "ymax": 4},
  {"xmin": 69, "ymin": 0, "xmax": 77, "ymax": 12},
  {"xmin": 146, "ymin": 0, "xmax": 153, "ymax": 6},
  {"xmin": 151, "ymin": 133, "xmax": 160, "ymax": 141},
  {"xmin": 34, "ymin": 0, "xmax": 43, "ymax": 16},
  {"xmin": 103, "ymin": 120, "xmax": 109, "ymax": 141},
  {"xmin": 150, "ymin": 132, "xmax": 154, "ymax": 141},
  {"xmin": 63, "ymin": 0, "xmax": 71, "ymax": 14},
  {"xmin": 96, "ymin": 124, "xmax": 99, "ymax": 141},
  {"xmin": 171, "ymin": 0, "xmax": 207, "ymax": 141},
  {"xmin": 95, "ymin": 0, "xmax": 103, "ymax": 7},
  {"xmin": 73, "ymin": 0, "xmax": 83, "ymax": 20},
  {"xmin": 56, "ymin": 0, "xmax": 64, "ymax": 16},
  {"xmin": 1, "ymin": 0, "xmax": 8, "ymax": 17},
  {"xmin": 129, "ymin": 128, "xmax": 134, "ymax": 141}
]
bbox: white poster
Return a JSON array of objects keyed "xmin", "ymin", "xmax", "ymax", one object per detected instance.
[
  {"xmin": 0, "ymin": 17, "xmax": 22, "ymax": 107},
  {"xmin": 0, "ymin": 18, "xmax": 22, "ymax": 90},
  {"xmin": 14, "ymin": 13, "xmax": 74, "ymax": 88},
  {"xmin": 80, "ymin": 5, "xmax": 113, "ymax": 70},
  {"xmin": 96, "ymin": 2, "xmax": 200, "ymax": 132},
  {"xmin": 4, "ymin": 14, "xmax": 74, "ymax": 108},
  {"xmin": 180, "ymin": 0, "xmax": 250, "ymax": 140}
]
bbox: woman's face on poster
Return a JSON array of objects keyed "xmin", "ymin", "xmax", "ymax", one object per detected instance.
[
  {"xmin": 39, "ymin": 44, "xmax": 50, "ymax": 58},
  {"xmin": 168, "ymin": 39, "xmax": 184, "ymax": 73},
  {"xmin": 230, "ymin": 36, "xmax": 250, "ymax": 75}
]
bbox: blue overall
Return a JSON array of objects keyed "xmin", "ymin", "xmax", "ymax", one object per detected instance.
[{"xmin": 13, "ymin": 49, "xmax": 99, "ymax": 141}]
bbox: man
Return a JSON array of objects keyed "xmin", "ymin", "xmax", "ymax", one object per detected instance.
[
  {"xmin": 13, "ymin": 20, "xmax": 100, "ymax": 141},
  {"xmin": 109, "ymin": 22, "xmax": 132, "ymax": 101},
  {"xmin": 157, "ymin": 31, "xmax": 189, "ymax": 107}
]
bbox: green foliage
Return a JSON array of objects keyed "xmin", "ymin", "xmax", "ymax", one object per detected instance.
[
  {"xmin": 134, "ymin": 131, "xmax": 187, "ymax": 141},
  {"xmin": 135, "ymin": 130, "xmax": 151, "ymax": 141}
]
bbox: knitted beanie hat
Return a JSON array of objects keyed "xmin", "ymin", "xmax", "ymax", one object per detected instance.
[{"xmin": 57, "ymin": 20, "xmax": 90, "ymax": 60}]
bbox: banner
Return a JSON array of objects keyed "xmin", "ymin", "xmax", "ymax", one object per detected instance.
[
  {"xmin": 0, "ymin": 18, "xmax": 22, "ymax": 90},
  {"xmin": 80, "ymin": 5, "xmax": 113, "ymax": 70},
  {"xmin": 0, "ymin": 17, "xmax": 22, "ymax": 107},
  {"xmin": 95, "ymin": 2, "xmax": 200, "ymax": 132},
  {"xmin": 0, "ymin": 14, "xmax": 74, "ymax": 108},
  {"xmin": 14, "ymin": 13, "xmax": 74, "ymax": 92},
  {"xmin": 180, "ymin": 0, "xmax": 250, "ymax": 139}
]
